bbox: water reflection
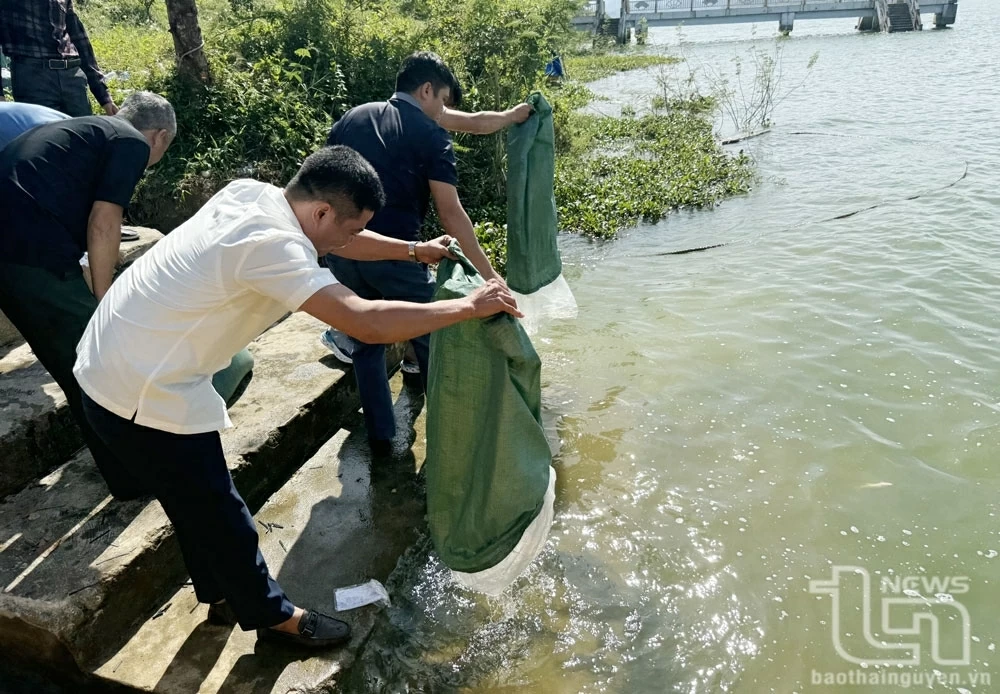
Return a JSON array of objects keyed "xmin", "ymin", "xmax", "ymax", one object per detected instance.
[{"xmin": 355, "ymin": 1, "xmax": 1000, "ymax": 690}]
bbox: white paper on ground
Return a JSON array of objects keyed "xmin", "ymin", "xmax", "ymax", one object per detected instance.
[
  {"xmin": 512, "ymin": 273, "xmax": 578, "ymax": 336},
  {"xmin": 334, "ymin": 578, "xmax": 391, "ymax": 611},
  {"xmin": 451, "ymin": 465, "xmax": 557, "ymax": 596}
]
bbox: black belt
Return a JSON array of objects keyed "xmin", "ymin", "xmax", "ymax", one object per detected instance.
[{"xmin": 13, "ymin": 56, "xmax": 82, "ymax": 70}]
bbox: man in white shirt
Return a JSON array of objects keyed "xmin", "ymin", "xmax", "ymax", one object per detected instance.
[{"xmin": 73, "ymin": 146, "xmax": 520, "ymax": 650}]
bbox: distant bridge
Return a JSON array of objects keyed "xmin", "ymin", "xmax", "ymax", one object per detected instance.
[{"xmin": 573, "ymin": 0, "xmax": 958, "ymax": 40}]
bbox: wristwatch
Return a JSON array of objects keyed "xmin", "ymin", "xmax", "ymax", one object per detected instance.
[{"xmin": 408, "ymin": 241, "xmax": 418, "ymax": 262}]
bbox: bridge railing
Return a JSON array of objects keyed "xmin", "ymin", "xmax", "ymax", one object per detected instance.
[
  {"xmin": 580, "ymin": 0, "xmax": 599, "ymax": 15},
  {"xmin": 628, "ymin": 0, "xmax": 834, "ymax": 13}
]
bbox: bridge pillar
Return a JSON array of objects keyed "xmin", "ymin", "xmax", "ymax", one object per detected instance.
[
  {"xmin": 856, "ymin": 14, "xmax": 878, "ymax": 31},
  {"xmin": 778, "ymin": 12, "xmax": 794, "ymax": 34},
  {"xmin": 934, "ymin": 1, "xmax": 958, "ymax": 28},
  {"xmin": 617, "ymin": 0, "xmax": 631, "ymax": 43}
]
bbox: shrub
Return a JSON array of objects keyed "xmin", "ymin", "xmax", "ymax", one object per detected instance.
[
  {"xmin": 125, "ymin": 50, "xmax": 344, "ymax": 229},
  {"xmin": 85, "ymin": 0, "xmax": 756, "ymax": 250},
  {"xmin": 105, "ymin": 0, "xmax": 577, "ymax": 232}
]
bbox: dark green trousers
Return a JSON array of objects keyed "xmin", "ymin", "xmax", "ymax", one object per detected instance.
[
  {"xmin": 0, "ymin": 262, "xmax": 254, "ymax": 497},
  {"xmin": 0, "ymin": 262, "xmax": 128, "ymax": 491}
]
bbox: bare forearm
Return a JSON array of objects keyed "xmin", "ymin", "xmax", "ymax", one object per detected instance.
[
  {"xmin": 441, "ymin": 108, "xmax": 516, "ymax": 135},
  {"xmin": 303, "ymin": 287, "xmax": 475, "ymax": 344},
  {"xmin": 331, "ymin": 231, "xmax": 413, "ymax": 261},
  {"xmin": 349, "ymin": 298, "xmax": 475, "ymax": 343},
  {"xmin": 441, "ymin": 211, "xmax": 497, "ymax": 281},
  {"xmin": 86, "ymin": 222, "xmax": 120, "ymax": 300},
  {"xmin": 465, "ymin": 111, "xmax": 510, "ymax": 135}
]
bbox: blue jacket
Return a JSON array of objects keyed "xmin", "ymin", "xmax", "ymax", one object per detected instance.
[{"xmin": 0, "ymin": 102, "xmax": 69, "ymax": 151}]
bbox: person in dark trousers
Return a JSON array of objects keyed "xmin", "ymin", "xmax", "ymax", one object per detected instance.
[
  {"xmin": 0, "ymin": 91, "xmax": 173, "ymax": 498},
  {"xmin": 74, "ymin": 146, "xmax": 521, "ymax": 648},
  {"xmin": 322, "ymin": 51, "xmax": 531, "ymax": 455},
  {"xmin": 0, "ymin": 0, "xmax": 117, "ymax": 116}
]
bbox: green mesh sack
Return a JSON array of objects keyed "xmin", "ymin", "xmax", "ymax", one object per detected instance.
[
  {"xmin": 211, "ymin": 348, "xmax": 254, "ymax": 407},
  {"xmin": 505, "ymin": 91, "xmax": 576, "ymax": 334},
  {"xmin": 425, "ymin": 245, "xmax": 556, "ymax": 594}
]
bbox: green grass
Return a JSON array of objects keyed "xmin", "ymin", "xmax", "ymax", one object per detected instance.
[
  {"xmin": 564, "ymin": 52, "xmax": 678, "ymax": 83},
  {"xmin": 554, "ymin": 112, "xmax": 754, "ymax": 239},
  {"xmin": 547, "ymin": 50, "xmax": 754, "ymax": 240}
]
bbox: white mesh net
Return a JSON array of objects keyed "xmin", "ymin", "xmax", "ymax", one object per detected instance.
[
  {"xmin": 451, "ymin": 465, "xmax": 556, "ymax": 596},
  {"xmin": 512, "ymin": 273, "xmax": 578, "ymax": 336}
]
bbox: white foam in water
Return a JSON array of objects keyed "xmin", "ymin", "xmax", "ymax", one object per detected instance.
[
  {"xmin": 512, "ymin": 274, "xmax": 578, "ymax": 336},
  {"xmin": 451, "ymin": 466, "xmax": 557, "ymax": 596}
]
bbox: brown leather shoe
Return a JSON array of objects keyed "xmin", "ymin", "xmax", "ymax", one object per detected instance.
[{"xmin": 256, "ymin": 610, "xmax": 351, "ymax": 649}]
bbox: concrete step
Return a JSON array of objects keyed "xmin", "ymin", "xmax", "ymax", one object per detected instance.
[
  {"xmin": 90, "ymin": 375, "xmax": 427, "ymax": 693},
  {"xmin": 0, "ymin": 312, "xmax": 402, "ymax": 685},
  {"xmin": 0, "ymin": 227, "xmax": 164, "ymax": 499}
]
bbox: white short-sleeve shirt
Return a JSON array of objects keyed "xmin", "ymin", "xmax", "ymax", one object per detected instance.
[{"xmin": 74, "ymin": 180, "xmax": 338, "ymax": 435}]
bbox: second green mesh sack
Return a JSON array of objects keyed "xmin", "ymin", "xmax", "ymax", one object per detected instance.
[{"xmin": 425, "ymin": 245, "xmax": 556, "ymax": 595}]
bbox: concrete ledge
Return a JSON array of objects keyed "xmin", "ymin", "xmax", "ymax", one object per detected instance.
[
  {"xmin": 0, "ymin": 312, "xmax": 402, "ymax": 679},
  {"xmin": 0, "ymin": 227, "xmax": 164, "ymax": 499},
  {"xmin": 91, "ymin": 378, "xmax": 426, "ymax": 693}
]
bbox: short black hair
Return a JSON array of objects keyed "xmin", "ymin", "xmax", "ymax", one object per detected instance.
[
  {"xmin": 395, "ymin": 51, "xmax": 463, "ymax": 108},
  {"xmin": 286, "ymin": 146, "xmax": 385, "ymax": 217}
]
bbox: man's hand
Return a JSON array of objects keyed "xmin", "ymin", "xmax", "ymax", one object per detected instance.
[
  {"xmin": 86, "ymin": 201, "xmax": 125, "ymax": 300},
  {"xmin": 467, "ymin": 279, "xmax": 523, "ymax": 319},
  {"xmin": 506, "ymin": 103, "xmax": 533, "ymax": 125},
  {"xmin": 415, "ymin": 235, "xmax": 458, "ymax": 264},
  {"xmin": 102, "ymin": 101, "xmax": 119, "ymax": 116},
  {"xmin": 481, "ymin": 268, "xmax": 508, "ymax": 289}
]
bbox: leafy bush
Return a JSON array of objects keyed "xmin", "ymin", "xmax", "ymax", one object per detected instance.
[
  {"xmin": 84, "ymin": 0, "xmax": 755, "ymax": 250},
  {"xmin": 121, "ymin": 49, "xmax": 343, "ymax": 229},
  {"xmin": 102, "ymin": 0, "xmax": 577, "ymax": 232},
  {"xmin": 85, "ymin": 0, "xmax": 160, "ymax": 27},
  {"xmin": 472, "ymin": 221, "xmax": 508, "ymax": 277},
  {"xmin": 563, "ymin": 52, "xmax": 677, "ymax": 83}
]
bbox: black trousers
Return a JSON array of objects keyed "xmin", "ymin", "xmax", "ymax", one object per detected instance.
[
  {"xmin": 324, "ymin": 256, "xmax": 433, "ymax": 441},
  {"xmin": 81, "ymin": 393, "xmax": 295, "ymax": 631},
  {"xmin": 10, "ymin": 57, "xmax": 92, "ymax": 117}
]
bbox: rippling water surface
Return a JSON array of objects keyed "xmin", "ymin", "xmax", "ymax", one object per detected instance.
[{"xmin": 356, "ymin": 3, "xmax": 1000, "ymax": 691}]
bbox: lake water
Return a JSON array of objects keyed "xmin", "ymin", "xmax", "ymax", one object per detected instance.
[{"xmin": 357, "ymin": 2, "xmax": 1000, "ymax": 691}]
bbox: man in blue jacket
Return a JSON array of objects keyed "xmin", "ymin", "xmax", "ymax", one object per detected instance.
[{"xmin": 0, "ymin": 101, "xmax": 68, "ymax": 150}]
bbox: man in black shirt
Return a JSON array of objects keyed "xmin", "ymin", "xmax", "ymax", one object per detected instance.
[
  {"xmin": 0, "ymin": 91, "xmax": 174, "ymax": 497},
  {"xmin": 323, "ymin": 51, "xmax": 530, "ymax": 455}
]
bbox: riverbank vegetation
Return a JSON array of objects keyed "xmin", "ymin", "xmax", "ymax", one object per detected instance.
[{"xmin": 78, "ymin": 0, "xmax": 754, "ymax": 260}]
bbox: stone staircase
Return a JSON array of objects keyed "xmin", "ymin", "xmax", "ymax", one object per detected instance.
[
  {"xmin": 876, "ymin": 0, "xmax": 922, "ymax": 32},
  {"xmin": 0, "ymin": 235, "xmax": 422, "ymax": 692}
]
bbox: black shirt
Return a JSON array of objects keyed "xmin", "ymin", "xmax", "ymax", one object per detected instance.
[
  {"xmin": 0, "ymin": 116, "xmax": 149, "ymax": 276},
  {"xmin": 326, "ymin": 95, "xmax": 458, "ymax": 242}
]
